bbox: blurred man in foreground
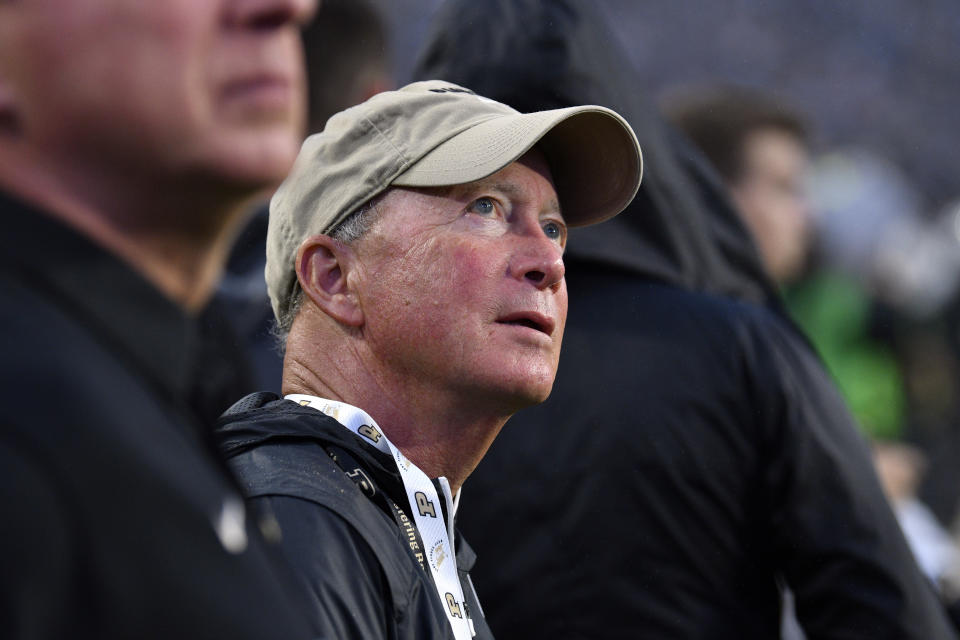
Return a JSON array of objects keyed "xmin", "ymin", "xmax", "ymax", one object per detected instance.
[
  {"xmin": 217, "ymin": 0, "xmax": 393, "ymax": 394},
  {"xmin": 216, "ymin": 80, "xmax": 642, "ymax": 639},
  {"xmin": 0, "ymin": 1, "xmax": 315, "ymax": 637}
]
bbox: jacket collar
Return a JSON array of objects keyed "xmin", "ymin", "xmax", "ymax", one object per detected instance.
[{"xmin": 217, "ymin": 394, "xmax": 406, "ymax": 495}]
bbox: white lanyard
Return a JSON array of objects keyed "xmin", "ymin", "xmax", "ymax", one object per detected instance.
[{"xmin": 286, "ymin": 394, "xmax": 474, "ymax": 640}]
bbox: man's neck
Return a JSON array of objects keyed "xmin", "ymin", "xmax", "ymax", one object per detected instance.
[
  {"xmin": 283, "ymin": 335, "xmax": 513, "ymax": 494},
  {"xmin": 360, "ymin": 395, "xmax": 510, "ymax": 495},
  {"xmin": 0, "ymin": 153, "xmax": 252, "ymax": 311}
]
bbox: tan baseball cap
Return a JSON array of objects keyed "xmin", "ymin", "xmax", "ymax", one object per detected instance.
[{"xmin": 266, "ymin": 79, "xmax": 643, "ymax": 322}]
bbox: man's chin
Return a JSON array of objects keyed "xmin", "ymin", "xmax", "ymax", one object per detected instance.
[
  {"xmin": 197, "ymin": 128, "xmax": 302, "ymax": 190},
  {"xmin": 499, "ymin": 378, "xmax": 557, "ymax": 415}
]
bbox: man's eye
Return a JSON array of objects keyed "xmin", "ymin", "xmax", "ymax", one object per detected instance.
[
  {"xmin": 543, "ymin": 220, "xmax": 565, "ymax": 242},
  {"xmin": 469, "ymin": 197, "xmax": 496, "ymax": 216}
]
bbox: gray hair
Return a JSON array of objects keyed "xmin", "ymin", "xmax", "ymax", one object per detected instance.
[{"xmin": 271, "ymin": 193, "xmax": 387, "ymax": 350}]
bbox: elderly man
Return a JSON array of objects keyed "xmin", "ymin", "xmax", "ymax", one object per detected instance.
[
  {"xmin": 0, "ymin": 1, "xmax": 315, "ymax": 638},
  {"xmin": 216, "ymin": 80, "xmax": 642, "ymax": 639}
]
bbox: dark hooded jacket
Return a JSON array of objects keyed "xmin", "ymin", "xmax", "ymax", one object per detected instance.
[
  {"xmin": 414, "ymin": 1, "xmax": 957, "ymax": 638},
  {"xmin": 0, "ymin": 195, "xmax": 312, "ymax": 640},
  {"xmin": 216, "ymin": 393, "xmax": 494, "ymax": 640}
]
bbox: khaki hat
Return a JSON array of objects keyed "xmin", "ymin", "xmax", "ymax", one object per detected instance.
[{"xmin": 267, "ymin": 79, "xmax": 643, "ymax": 322}]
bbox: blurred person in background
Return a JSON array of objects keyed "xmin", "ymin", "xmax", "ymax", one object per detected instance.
[
  {"xmin": 302, "ymin": 0, "xmax": 392, "ymax": 135},
  {"xmin": 666, "ymin": 88, "xmax": 907, "ymax": 442},
  {"xmin": 874, "ymin": 441, "xmax": 960, "ymax": 627},
  {"xmin": 669, "ymin": 88, "xmax": 960, "ymax": 567},
  {"xmin": 0, "ymin": 1, "xmax": 316, "ymax": 638},
  {"xmin": 415, "ymin": 0, "xmax": 957, "ymax": 638},
  {"xmin": 806, "ymin": 154, "xmax": 960, "ymax": 528},
  {"xmin": 804, "ymin": 149, "xmax": 960, "ymax": 620},
  {"xmin": 874, "ymin": 442, "xmax": 960, "ymax": 587},
  {"xmin": 665, "ymin": 85, "xmax": 812, "ymax": 285},
  {"xmin": 215, "ymin": 0, "xmax": 393, "ymax": 396}
]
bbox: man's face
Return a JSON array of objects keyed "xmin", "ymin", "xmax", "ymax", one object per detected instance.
[
  {"xmin": 352, "ymin": 150, "xmax": 568, "ymax": 413},
  {"xmin": 732, "ymin": 128, "xmax": 812, "ymax": 283},
  {"xmin": 0, "ymin": 0, "xmax": 314, "ymax": 192}
]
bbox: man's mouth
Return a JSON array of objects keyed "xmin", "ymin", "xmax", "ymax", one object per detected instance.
[
  {"xmin": 496, "ymin": 312, "xmax": 555, "ymax": 336},
  {"xmin": 221, "ymin": 73, "xmax": 295, "ymax": 113}
]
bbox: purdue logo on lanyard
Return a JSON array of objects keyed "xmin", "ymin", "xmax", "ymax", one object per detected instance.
[
  {"xmin": 415, "ymin": 491, "xmax": 437, "ymax": 517},
  {"xmin": 287, "ymin": 394, "xmax": 474, "ymax": 640}
]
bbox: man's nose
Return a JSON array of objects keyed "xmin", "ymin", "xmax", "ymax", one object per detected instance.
[
  {"xmin": 509, "ymin": 235, "xmax": 565, "ymax": 291},
  {"xmin": 227, "ymin": 0, "xmax": 317, "ymax": 29}
]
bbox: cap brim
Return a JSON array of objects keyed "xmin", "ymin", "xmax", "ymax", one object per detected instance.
[{"xmin": 392, "ymin": 106, "xmax": 642, "ymax": 227}]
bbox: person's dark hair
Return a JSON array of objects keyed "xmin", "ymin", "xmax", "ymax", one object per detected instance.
[
  {"xmin": 663, "ymin": 85, "xmax": 809, "ymax": 183},
  {"xmin": 302, "ymin": 0, "xmax": 390, "ymax": 133}
]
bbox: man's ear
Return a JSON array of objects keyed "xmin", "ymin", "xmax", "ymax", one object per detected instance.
[
  {"xmin": 0, "ymin": 76, "xmax": 19, "ymax": 135},
  {"xmin": 0, "ymin": 33, "xmax": 22, "ymax": 135},
  {"xmin": 295, "ymin": 234, "xmax": 364, "ymax": 327}
]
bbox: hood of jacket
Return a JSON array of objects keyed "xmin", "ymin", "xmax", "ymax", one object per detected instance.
[
  {"xmin": 413, "ymin": 0, "xmax": 779, "ymax": 306},
  {"xmin": 216, "ymin": 392, "xmax": 404, "ymax": 490}
]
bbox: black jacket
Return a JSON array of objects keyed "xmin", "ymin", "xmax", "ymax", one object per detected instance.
[
  {"xmin": 415, "ymin": 1, "xmax": 957, "ymax": 638},
  {"xmin": 216, "ymin": 393, "xmax": 494, "ymax": 640},
  {"xmin": 0, "ymin": 194, "xmax": 311, "ymax": 639}
]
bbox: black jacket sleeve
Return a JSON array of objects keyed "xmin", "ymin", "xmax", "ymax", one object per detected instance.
[{"xmin": 750, "ymin": 316, "xmax": 958, "ymax": 639}]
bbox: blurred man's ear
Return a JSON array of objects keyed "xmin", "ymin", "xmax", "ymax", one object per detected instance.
[
  {"xmin": 0, "ymin": 76, "xmax": 20, "ymax": 135},
  {"xmin": 0, "ymin": 9, "xmax": 20, "ymax": 136},
  {"xmin": 295, "ymin": 234, "xmax": 364, "ymax": 327}
]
